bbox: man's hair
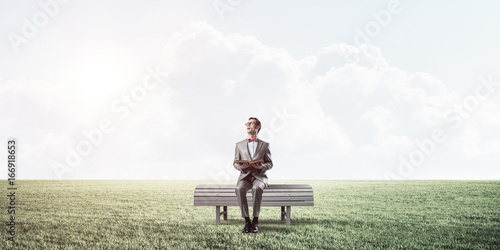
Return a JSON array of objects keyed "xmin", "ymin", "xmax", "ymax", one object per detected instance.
[{"xmin": 248, "ymin": 117, "xmax": 261, "ymax": 133}]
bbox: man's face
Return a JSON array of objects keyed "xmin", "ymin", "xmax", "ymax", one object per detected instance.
[{"xmin": 246, "ymin": 119, "xmax": 259, "ymax": 134}]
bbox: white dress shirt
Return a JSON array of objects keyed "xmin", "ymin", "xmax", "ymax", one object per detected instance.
[{"xmin": 247, "ymin": 138, "xmax": 258, "ymax": 159}]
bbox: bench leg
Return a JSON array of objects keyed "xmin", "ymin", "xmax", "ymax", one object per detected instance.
[
  {"xmin": 216, "ymin": 206, "xmax": 220, "ymax": 225},
  {"xmin": 286, "ymin": 206, "xmax": 291, "ymax": 226},
  {"xmin": 223, "ymin": 206, "xmax": 228, "ymax": 221},
  {"xmin": 281, "ymin": 206, "xmax": 285, "ymax": 221}
]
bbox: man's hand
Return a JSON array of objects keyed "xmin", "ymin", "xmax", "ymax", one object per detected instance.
[
  {"xmin": 252, "ymin": 162, "xmax": 263, "ymax": 169},
  {"xmin": 241, "ymin": 163, "xmax": 251, "ymax": 169}
]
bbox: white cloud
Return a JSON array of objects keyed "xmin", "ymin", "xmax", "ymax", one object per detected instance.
[{"xmin": 361, "ymin": 106, "xmax": 393, "ymax": 137}]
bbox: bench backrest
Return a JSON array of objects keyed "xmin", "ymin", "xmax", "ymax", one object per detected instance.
[{"xmin": 194, "ymin": 184, "xmax": 314, "ymax": 206}]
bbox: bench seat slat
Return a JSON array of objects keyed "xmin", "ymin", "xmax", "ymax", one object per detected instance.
[
  {"xmin": 195, "ymin": 196, "xmax": 314, "ymax": 202},
  {"xmin": 195, "ymin": 193, "xmax": 313, "ymax": 197},
  {"xmin": 194, "ymin": 189, "xmax": 312, "ymax": 193},
  {"xmin": 195, "ymin": 184, "xmax": 312, "ymax": 189},
  {"xmin": 195, "ymin": 192, "xmax": 313, "ymax": 197},
  {"xmin": 194, "ymin": 201, "xmax": 314, "ymax": 206}
]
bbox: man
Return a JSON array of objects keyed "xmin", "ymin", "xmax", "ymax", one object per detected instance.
[{"xmin": 233, "ymin": 117, "xmax": 273, "ymax": 233}]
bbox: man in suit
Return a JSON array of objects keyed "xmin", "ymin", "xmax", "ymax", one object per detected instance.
[{"xmin": 233, "ymin": 117, "xmax": 273, "ymax": 233}]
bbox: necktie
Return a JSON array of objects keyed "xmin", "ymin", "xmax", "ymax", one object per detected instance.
[{"xmin": 248, "ymin": 138, "xmax": 256, "ymax": 142}]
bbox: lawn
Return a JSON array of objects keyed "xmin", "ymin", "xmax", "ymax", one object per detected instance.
[{"xmin": 2, "ymin": 180, "xmax": 499, "ymax": 249}]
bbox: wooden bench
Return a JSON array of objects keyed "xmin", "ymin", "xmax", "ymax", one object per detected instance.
[{"xmin": 194, "ymin": 184, "xmax": 314, "ymax": 226}]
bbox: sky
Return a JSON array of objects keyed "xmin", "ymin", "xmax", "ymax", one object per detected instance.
[{"xmin": 1, "ymin": 0, "xmax": 499, "ymax": 180}]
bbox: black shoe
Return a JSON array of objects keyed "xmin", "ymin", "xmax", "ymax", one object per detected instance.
[
  {"xmin": 242, "ymin": 222, "xmax": 252, "ymax": 233},
  {"xmin": 251, "ymin": 223, "xmax": 259, "ymax": 233}
]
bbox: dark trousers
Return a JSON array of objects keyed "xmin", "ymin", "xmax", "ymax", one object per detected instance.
[{"xmin": 235, "ymin": 175, "xmax": 266, "ymax": 218}]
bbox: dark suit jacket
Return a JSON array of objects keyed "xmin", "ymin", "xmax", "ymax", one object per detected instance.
[{"xmin": 233, "ymin": 138, "xmax": 273, "ymax": 186}]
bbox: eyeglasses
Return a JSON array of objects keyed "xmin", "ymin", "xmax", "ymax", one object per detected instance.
[{"xmin": 245, "ymin": 122, "xmax": 256, "ymax": 126}]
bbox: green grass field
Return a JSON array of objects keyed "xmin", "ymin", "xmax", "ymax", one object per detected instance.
[{"xmin": 2, "ymin": 180, "xmax": 499, "ymax": 249}]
